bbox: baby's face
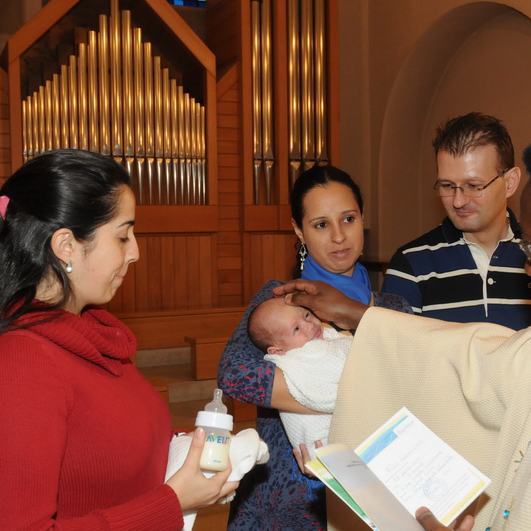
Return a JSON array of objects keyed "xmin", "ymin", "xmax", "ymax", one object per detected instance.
[{"xmin": 265, "ymin": 299, "xmax": 323, "ymax": 354}]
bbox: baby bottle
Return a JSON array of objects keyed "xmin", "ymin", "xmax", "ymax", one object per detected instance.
[{"xmin": 195, "ymin": 388, "xmax": 233, "ymax": 471}]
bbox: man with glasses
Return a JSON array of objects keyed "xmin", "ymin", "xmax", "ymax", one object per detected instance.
[{"xmin": 381, "ymin": 112, "xmax": 531, "ymax": 329}]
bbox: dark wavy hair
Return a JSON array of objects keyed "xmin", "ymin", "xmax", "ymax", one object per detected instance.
[
  {"xmin": 0, "ymin": 149, "xmax": 132, "ymax": 333},
  {"xmin": 290, "ymin": 164, "xmax": 364, "ymax": 276}
]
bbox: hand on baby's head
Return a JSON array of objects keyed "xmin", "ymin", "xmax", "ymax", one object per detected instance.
[{"xmin": 248, "ymin": 298, "xmax": 323, "ymax": 355}]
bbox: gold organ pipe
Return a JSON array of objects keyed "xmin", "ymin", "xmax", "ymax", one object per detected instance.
[
  {"xmin": 110, "ymin": 0, "xmax": 123, "ymax": 160},
  {"xmin": 251, "ymin": 0, "xmax": 262, "ymax": 204},
  {"xmin": 153, "ymin": 56, "xmax": 163, "ymax": 204},
  {"xmin": 195, "ymin": 102, "xmax": 202, "ymax": 205},
  {"xmin": 184, "ymin": 91, "xmax": 191, "ymax": 204},
  {"xmin": 17, "ymin": 1, "xmax": 210, "ymax": 207},
  {"xmin": 133, "ymin": 28, "xmax": 145, "ymax": 203},
  {"xmin": 170, "ymin": 79, "xmax": 179, "ymax": 204},
  {"xmin": 98, "ymin": 15, "xmax": 110, "ymax": 155},
  {"xmin": 314, "ymin": 0, "xmax": 327, "ymax": 162},
  {"xmin": 45, "ymin": 80, "xmax": 53, "ymax": 151},
  {"xmin": 68, "ymin": 56, "xmax": 79, "ymax": 149},
  {"xmin": 60, "ymin": 64, "xmax": 69, "ymax": 148},
  {"xmin": 88, "ymin": 31, "xmax": 99, "ymax": 153},
  {"xmin": 26, "ymin": 95, "xmax": 33, "ymax": 158},
  {"xmin": 38, "ymin": 85, "xmax": 46, "ymax": 155},
  {"xmin": 22, "ymin": 99, "xmax": 28, "ymax": 162},
  {"xmin": 144, "ymin": 42, "xmax": 154, "ymax": 204},
  {"xmin": 261, "ymin": 0, "xmax": 273, "ymax": 204},
  {"xmin": 122, "ymin": 10, "xmax": 134, "ymax": 176},
  {"xmin": 32, "ymin": 91, "xmax": 39, "ymax": 156},
  {"xmin": 190, "ymin": 96, "xmax": 197, "ymax": 204},
  {"xmin": 163, "ymin": 68, "xmax": 171, "ymax": 204},
  {"xmin": 200, "ymin": 105, "xmax": 206, "ymax": 204},
  {"xmin": 288, "ymin": 0, "xmax": 302, "ymax": 188},
  {"xmin": 177, "ymin": 84, "xmax": 185, "ymax": 204},
  {"xmin": 52, "ymin": 74, "xmax": 61, "ymax": 149},
  {"xmin": 78, "ymin": 43, "xmax": 88, "ymax": 151},
  {"xmin": 301, "ymin": 0, "xmax": 315, "ymax": 168}
]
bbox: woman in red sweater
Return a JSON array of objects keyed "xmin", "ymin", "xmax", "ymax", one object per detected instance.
[{"xmin": 0, "ymin": 150, "xmax": 237, "ymax": 530}]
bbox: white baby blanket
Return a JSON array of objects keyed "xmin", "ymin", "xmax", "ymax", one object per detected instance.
[
  {"xmin": 165, "ymin": 428, "xmax": 269, "ymax": 531},
  {"xmin": 264, "ymin": 326, "xmax": 352, "ymax": 459}
]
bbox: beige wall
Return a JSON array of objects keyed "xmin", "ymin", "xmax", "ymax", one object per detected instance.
[{"xmin": 339, "ymin": 0, "xmax": 531, "ymax": 267}]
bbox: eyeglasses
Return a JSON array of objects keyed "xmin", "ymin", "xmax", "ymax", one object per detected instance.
[
  {"xmin": 433, "ymin": 168, "xmax": 509, "ymax": 198},
  {"xmin": 519, "ymin": 239, "xmax": 531, "ymax": 262}
]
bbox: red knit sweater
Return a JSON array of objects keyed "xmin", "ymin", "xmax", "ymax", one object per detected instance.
[{"xmin": 0, "ymin": 307, "xmax": 184, "ymax": 530}]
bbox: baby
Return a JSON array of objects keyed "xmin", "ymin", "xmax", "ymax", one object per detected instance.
[{"xmin": 248, "ymin": 297, "xmax": 353, "ymax": 459}]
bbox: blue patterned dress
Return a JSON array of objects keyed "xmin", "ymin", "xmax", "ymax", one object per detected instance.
[{"xmin": 218, "ymin": 280, "xmax": 412, "ymax": 530}]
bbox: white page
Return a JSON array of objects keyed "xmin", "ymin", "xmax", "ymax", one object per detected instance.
[{"xmin": 355, "ymin": 407, "xmax": 490, "ymax": 525}]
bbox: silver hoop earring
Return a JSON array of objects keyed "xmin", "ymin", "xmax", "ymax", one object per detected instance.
[
  {"xmin": 65, "ymin": 261, "xmax": 73, "ymax": 273},
  {"xmin": 298, "ymin": 242, "xmax": 307, "ymax": 271}
]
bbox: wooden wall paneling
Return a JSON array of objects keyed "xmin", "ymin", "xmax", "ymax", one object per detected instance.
[
  {"xmin": 186, "ymin": 235, "xmax": 201, "ymax": 308},
  {"xmin": 218, "ymin": 126, "xmax": 238, "ymax": 142},
  {"xmin": 250, "ymin": 234, "xmax": 264, "ymax": 296},
  {"xmin": 261, "ymin": 234, "xmax": 276, "ymax": 281},
  {"xmin": 205, "ymin": 70, "xmax": 218, "ymax": 204},
  {"xmin": 173, "ymin": 236, "xmax": 188, "ymax": 309},
  {"xmin": 222, "ymin": 88, "xmax": 239, "ymax": 103},
  {"xmin": 217, "ymin": 67, "xmax": 244, "ymax": 307},
  {"xmin": 273, "ymin": 233, "xmax": 287, "ymax": 280},
  {"xmin": 134, "ymin": 206, "xmax": 218, "ymax": 233},
  {"xmin": 160, "ymin": 236, "xmax": 176, "ymax": 310},
  {"xmin": 135, "ymin": 236, "xmax": 150, "ymax": 311},
  {"xmin": 218, "ymin": 152, "xmax": 239, "ymax": 168},
  {"xmin": 273, "ymin": 0, "xmax": 289, "ymax": 205},
  {"xmin": 327, "ymin": 0, "xmax": 340, "ymax": 165},
  {"xmin": 147, "ymin": 236, "xmax": 163, "ymax": 310},
  {"xmin": 198, "ymin": 234, "xmax": 214, "ymax": 307},
  {"xmin": 285, "ymin": 233, "xmax": 297, "ymax": 279},
  {"xmin": 209, "ymin": 233, "xmax": 218, "ymax": 306},
  {"xmin": 119, "ymin": 306, "xmax": 245, "ymax": 350}
]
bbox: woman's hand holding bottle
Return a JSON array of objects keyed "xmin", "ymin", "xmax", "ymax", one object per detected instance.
[{"xmin": 166, "ymin": 428, "xmax": 239, "ymax": 512}]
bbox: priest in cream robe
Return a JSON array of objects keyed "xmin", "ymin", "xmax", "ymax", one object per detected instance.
[{"xmin": 272, "ymin": 180, "xmax": 531, "ymax": 531}]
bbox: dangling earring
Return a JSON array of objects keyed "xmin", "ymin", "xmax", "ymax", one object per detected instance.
[
  {"xmin": 298, "ymin": 242, "xmax": 307, "ymax": 271},
  {"xmin": 65, "ymin": 261, "xmax": 73, "ymax": 273}
]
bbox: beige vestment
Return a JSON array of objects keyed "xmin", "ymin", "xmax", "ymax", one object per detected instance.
[{"xmin": 328, "ymin": 307, "xmax": 531, "ymax": 530}]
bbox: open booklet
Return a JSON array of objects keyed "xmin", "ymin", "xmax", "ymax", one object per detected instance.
[{"xmin": 305, "ymin": 407, "xmax": 490, "ymax": 530}]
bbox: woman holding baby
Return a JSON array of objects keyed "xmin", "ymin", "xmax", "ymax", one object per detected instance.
[{"xmin": 218, "ymin": 165, "xmax": 412, "ymax": 530}]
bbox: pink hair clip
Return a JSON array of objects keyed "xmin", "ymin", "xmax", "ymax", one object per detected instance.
[{"xmin": 0, "ymin": 195, "xmax": 10, "ymax": 220}]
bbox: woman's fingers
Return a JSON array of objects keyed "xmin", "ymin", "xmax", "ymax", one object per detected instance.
[
  {"xmin": 415, "ymin": 508, "xmax": 449, "ymax": 530},
  {"xmin": 293, "ymin": 443, "xmax": 319, "ymax": 478},
  {"xmin": 166, "ymin": 429, "xmax": 239, "ymax": 512},
  {"xmin": 415, "ymin": 508, "xmax": 474, "ymax": 531}
]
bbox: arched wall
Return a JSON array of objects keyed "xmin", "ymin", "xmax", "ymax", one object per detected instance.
[{"xmin": 376, "ymin": 1, "xmax": 531, "ymax": 261}]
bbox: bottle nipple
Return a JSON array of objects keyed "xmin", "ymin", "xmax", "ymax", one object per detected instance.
[{"xmin": 204, "ymin": 388, "xmax": 228, "ymax": 413}]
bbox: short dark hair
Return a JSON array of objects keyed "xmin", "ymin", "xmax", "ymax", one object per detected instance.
[
  {"xmin": 247, "ymin": 300, "xmax": 275, "ymax": 353},
  {"xmin": 432, "ymin": 112, "xmax": 514, "ymax": 170},
  {"xmin": 0, "ymin": 149, "xmax": 132, "ymax": 332}
]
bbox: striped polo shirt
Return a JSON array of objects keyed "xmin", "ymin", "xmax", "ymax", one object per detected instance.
[{"xmin": 381, "ymin": 210, "xmax": 531, "ymax": 330}]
